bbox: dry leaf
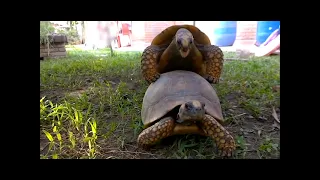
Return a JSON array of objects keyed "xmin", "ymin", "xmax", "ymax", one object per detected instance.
[
  {"xmin": 272, "ymin": 107, "xmax": 280, "ymax": 129},
  {"xmin": 272, "ymin": 107, "xmax": 280, "ymax": 124},
  {"xmin": 272, "ymin": 85, "xmax": 280, "ymax": 92},
  {"xmin": 258, "ymin": 116, "xmax": 267, "ymax": 122},
  {"xmin": 109, "ymin": 81, "xmax": 116, "ymax": 85},
  {"xmin": 258, "ymin": 130, "xmax": 262, "ymax": 137}
]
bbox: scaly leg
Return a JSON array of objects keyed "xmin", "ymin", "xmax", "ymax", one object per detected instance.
[
  {"xmin": 200, "ymin": 114, "xmax": 236, "ymax": 157},
  {"xmin": 198, "ymin": 45, "xmax": 224, "ymax": 84},
  {"xmin": 141, "ymin": 45, "xmax": 164, "ymax": 84},
  {"xmin": 137, "ymin": 117, "xmax": 175, "ymax": 148}
]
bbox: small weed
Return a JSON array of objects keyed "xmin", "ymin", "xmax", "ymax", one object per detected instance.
[
  {"xmin": 234, "ymin": 135, "xmax": 249, "ymax": 159},
  {"xmin": 258, "ymin": 136, "xmax": 280, "ymax": 158},
  {"xmin": 40, "ymin": 97, "xmax": 98, "ymax": 159}
]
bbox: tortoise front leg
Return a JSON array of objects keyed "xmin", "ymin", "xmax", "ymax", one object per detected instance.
[
  {"xmin": 137, "ymin": 117, "xmax": 175, "ymax": 149},
  {"xmin": 200, "ymin": 114, "xmax": 236, "ymax": 157},
  {"xmin": 141, "ymin": 45, "xmax": 163, "ymax": 84},
  {"xmin": 198, "ymin": 45, "xmax": 224, "ymax": 84}
]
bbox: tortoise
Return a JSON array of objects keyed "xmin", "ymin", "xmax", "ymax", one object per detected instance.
[
  {"xmin": 137, "ymin": 70, "xmax": 235, "ymax": 157},
  {"xmin": 141, "ymin": 24, "xmax": 224, "ymax": 85}
]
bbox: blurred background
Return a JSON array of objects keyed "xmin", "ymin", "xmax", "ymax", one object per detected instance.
[{"xmin": 47, "ymin": 21, "xmax": 280, "ymax": 53}]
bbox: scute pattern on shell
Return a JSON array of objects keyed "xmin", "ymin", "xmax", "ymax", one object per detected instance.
[{"xmin": 141, "ymin": 70, "xmax": 224, "ymax": 126}]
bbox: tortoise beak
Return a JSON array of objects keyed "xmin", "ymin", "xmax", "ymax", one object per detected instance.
[{"xmin": 180, "ymin": 49, "xmax": 190, "ymax": 58}]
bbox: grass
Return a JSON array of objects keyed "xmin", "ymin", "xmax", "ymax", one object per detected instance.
[{"xmin": 40, "ymin": 46, "xmax": 280, "ymax": 159}]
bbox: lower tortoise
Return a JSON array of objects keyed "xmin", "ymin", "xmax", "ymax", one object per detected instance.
[
  {"xmin": 141, "ymin": 24, "xmax": 224, "ymax": 84},
  {"xmin": 137, "ymin": 70, "xmax": 235, "ymax": 157}
]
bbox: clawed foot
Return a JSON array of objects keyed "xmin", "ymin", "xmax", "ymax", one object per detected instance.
[
  {"xmin": 203, "ymin": 74, "xmax": 219, "ymax": 84},
  {"xmin": 218, "ymin": 145, "xmax": 236, "ymax": 158}
]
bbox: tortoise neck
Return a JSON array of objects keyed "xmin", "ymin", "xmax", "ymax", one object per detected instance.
[{"xmin": 167, "ymin": 39, "xmax": 180, "ymax": 55}]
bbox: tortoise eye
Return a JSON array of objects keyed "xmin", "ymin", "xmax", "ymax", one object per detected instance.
[
  {"xmin": 177, "ymin": 39, "xmax": 182, "ymax": 45},
  {"xmin": 189, "ymin": 39, "xmax": 193, "ymax": 44},
  {"xmin": 185, "ymin": 103, "xmax": 190, "ymax": 109}
]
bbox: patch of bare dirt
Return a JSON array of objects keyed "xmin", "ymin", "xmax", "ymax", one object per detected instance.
[
  {"xmin": 40, "ymin": 133, "xmax": 49, "ymax": 156},
  {"xmin": 40, "ymin": 89, "xmax": 66, "ymax": 103},
  {"xmin": 227, "ymin": 115, "xmax": 280, "ymax": 159},
  {"xmin": 222, "ymin": 92, "xmax": 280, "ymax": 159}
]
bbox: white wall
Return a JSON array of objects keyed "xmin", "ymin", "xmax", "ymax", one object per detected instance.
[
  {"xmin": 131, "ymin": 21, "xmax": 145, "ymax": 40},
  {"xmin": 84, "ymin": 21, "xmax": 109, "ymax": 49}
]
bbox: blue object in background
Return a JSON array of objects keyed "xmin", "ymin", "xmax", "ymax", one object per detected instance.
[
  {"xmin": 211, "ymin": 21, "xmax": 237, "ymax": 47},
  {"xmin": 256, "ymin": 21, "xmax": 280, "ymax": 45}
]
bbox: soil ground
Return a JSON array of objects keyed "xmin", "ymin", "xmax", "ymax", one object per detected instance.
[{"xmin": 40, "ymin": 49, "xmax": 280, "ymax": 159}]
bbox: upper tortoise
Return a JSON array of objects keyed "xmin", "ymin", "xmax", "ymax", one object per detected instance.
[{"xmin": 141, "ymin": 24, "xmax": 224, "ymax": 84}]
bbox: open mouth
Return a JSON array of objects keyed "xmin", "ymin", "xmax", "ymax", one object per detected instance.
[{"xmin": 180, "ymin": 50, "xmax": 189, "ymax": 58}]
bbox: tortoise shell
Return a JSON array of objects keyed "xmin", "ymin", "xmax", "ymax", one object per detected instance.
[{"xmin": 141, "ymin": 70, "xmax": 224, "ymax": 126}]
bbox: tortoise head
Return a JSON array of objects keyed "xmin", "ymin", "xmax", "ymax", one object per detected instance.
[
  {"xmin": 175, "ymin": 28, "xmax": 194, "ymax": 58},
  {"xmin": 177, "ymin": 100, "xmax": 205, "ymax": 122}
]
